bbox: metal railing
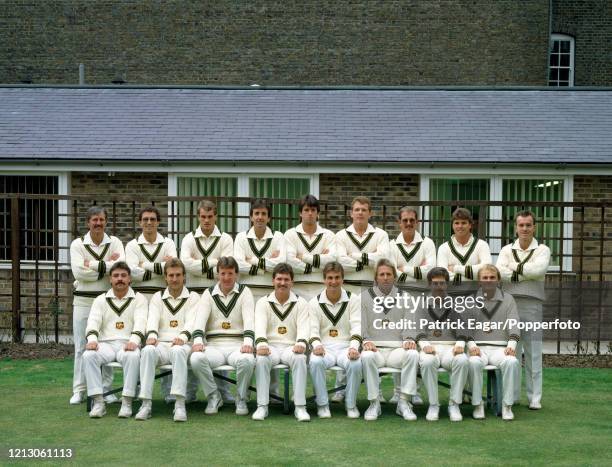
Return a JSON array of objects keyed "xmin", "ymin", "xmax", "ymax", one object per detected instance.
[{"xmin": 1, "ymin": 194, "xmax": 610, "ymax": 354}]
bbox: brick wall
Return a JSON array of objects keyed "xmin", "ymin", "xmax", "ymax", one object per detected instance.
[
  {"xmin": 319, "ymin": 173, "xmax": 419, "ymax": 237},
  {"xmin": 572, "ymin": 175, "xmax": 612, "ymax": 281},
  {"xmin": 1, "ymin": 0, "xmax": 549, "ymax": 86},
  {"xmin": 70, "ymin": 171, "xmax": 169, "ymax": 243},
  {"xmin": 553, "ymin": 0, "xmax": 612, "ymax": 86}
]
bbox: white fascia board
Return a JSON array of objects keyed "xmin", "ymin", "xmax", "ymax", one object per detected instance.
[{"xmin": 1, "ymin": 161, "xmax": 612, "ymax": 176}]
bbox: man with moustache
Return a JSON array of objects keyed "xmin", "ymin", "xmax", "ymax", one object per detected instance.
[
  {"xmin": 83, "ymin": 262, "xmax": 147, "ymax": 418},
  {"xmin": 252, "ymin": 263, "xmax": 311, "ymax": 422},
  {"xmin": 70, "ymin": 206, "xmax": 124, "ymax": 405}
]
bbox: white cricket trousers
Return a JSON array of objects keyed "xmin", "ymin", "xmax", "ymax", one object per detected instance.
[
  {"xmin": 139, "ymin": 342, "xmax": 191, "ymax": 400},
  {"xmin": 514, "ymin": 297, "xmax": 543, "ymax": 405},
  {"xmin": 309, "ymin": 343, "xmax": 362, "ymax": 409},
  {"xmin": 83, "ymin": 340, "xmax": 140, "ymax": 397},
  {"xmin": 419, "ymin": 345, "xmax": 469, "ymax": 406},
  {"xmin": 468, "ymin": 346, "xmax": 519, "ymax": 406},
  {"xmin": 361, "ymin": 347, "xmax": 419, "ymax": 401},
  {"xmin": 191, "ymin": 342, "xmax": 255, "ymax": 400},
  {"xmin": 255, "ymin": 345, "xmax": 307, "ymax": 406},
  {"xmin": 73, "ymin": 305, "xmax": 112, "ymax": 393}
]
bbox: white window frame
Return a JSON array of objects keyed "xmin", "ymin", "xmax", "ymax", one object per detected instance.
[
  {"xmin": 169, "ymin": 173, "xmax": 319, "ymax": 233},
  {"xmin": 420, "ymin": 174, "xmax": 573, "ymax": 272},
  {"xmin": 0, "ymin": 172, "xmax": 70, "ymax": 270},
  {"xmin": 549, "ymin": 33, "xmax": 575, "ymax": 87}
]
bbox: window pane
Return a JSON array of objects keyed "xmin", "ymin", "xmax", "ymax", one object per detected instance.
[
  {"xmin": 549, "ymin": 68, "xmax": 559, "ymax": 81},
  {"xmin": 428, "ymin": 179, "xmax": 490, "ymax": 246},
  {"xmin": 0, "ymin": 175, "xmax": 58, "ymax": 261},
  {"xmin": 502, "ymin": 179, "xmax": 563, "ymax": 266},
  {"xmin": 551, "ymin": 40, "xmax": 559, "ymax": 53},
  {"xmin": 177, "ymin": 177, "xmax": 238, "ymax": 238},
  {"xmin": 249, "ymin": 178, "xmax": 310, "ymax": 232},
  {"xmin": 559, "ymin": 68, "xmax": 570, "ymax": 81},
  {"xmin": 560, "ymin": 40, "xmax": 570, "ymax": 53},
  {"xmin": 560, "ymin": 54, "xmax": 570, "ymax": 67},
  {"xmin": 550, "ymin": 53, "xmax": 559, "ymax": 67}
]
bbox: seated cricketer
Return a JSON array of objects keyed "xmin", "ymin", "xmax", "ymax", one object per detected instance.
[
  {"xmin": 308, "ymin": 262, "xmax": 363, "ymax": 419},
  {"xmin": 252, "ymin": 263, "xmax": 311, "ymax": 422},
  {"xmin": 83, "ymin": 261, "xmax": 147, "ymax": 419},
  {"xmin": 190, "ymin": 256, "xmax": 256, "ymax": 416},
  {"xmin": 411, "ymin": 267, "xmax": 469, "ymax": 422},
  {"xmin": 361, "ymin": 259, "xmax": 419, "ymax": 421},
  {"xmin": 467, "ymin": 264, "xmax": 520, "ymax": 421},
  {"xmin": 136, "ymin": 258, "xmax": 200, "ymax": 422}
]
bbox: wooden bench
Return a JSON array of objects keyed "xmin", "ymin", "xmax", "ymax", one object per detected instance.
[{"xmin": 90, "ymin": 362, "xmax": 503, "ymax": 416}]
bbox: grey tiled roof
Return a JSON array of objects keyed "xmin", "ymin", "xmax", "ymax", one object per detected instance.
[{"xmin": 1, "ymin": 87, "xmax": 611, "ymax": 164}]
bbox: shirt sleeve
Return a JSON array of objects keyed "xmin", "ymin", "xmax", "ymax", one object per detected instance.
[
  {"xmin": 241, "ymin": 287, "xmax": 256, "ymax": 346},
  {"xmin": 364, "ymin": 229, "xmax": 390, "ymax": 265},
  {"xmin": 70, "ymin": 239, "xmax": 101, "ymax": 282},
  {"xmin": 336, "ymin": 231, "xmax": 360, "ymax": 272},
  {"xmin": 520, "ymin": 245, "xmax": 551, "ymax": 280},
  {"xmin": 180, "ymin": 234, "xmax": 205, "ymax": 277},
  {"xmin": 263, "ymin": 232, "xmax": 287, "ymax": 271},
  {"xmin": 85, "ymin": 295, "xmax": 105, "ymax": 342},
  {"xmin": 192, "ymin": 292, "xmax": 212, "ymax": 345},
  {"xmin": 145, "ymin": 293, "xmax": 162, "ymax": 338},
  {"xmin": 254, "ymin": 297, "xmax": 269, "ymax": 349},
  {"xmin": 495, "ymin": 245, "xmax": 515, "ymax": 281},
  {"xmin": 125, "ymin": 240, "xmax": 146, "ymax": 282}
]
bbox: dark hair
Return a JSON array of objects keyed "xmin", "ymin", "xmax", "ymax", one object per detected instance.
[
  {"xmin": 197, "ymin": 200, "xmax": 217, "ymax": 215},
  {"xmin": 86, "ymin": 206, "xmax": 108, "ymax": 222},
  {"xmin": 451, "ymin": 207, "xmax": 473, "ymax": 224},
  {"xmin": 250, "ymin": 199, "xmax": 270, "ymax": 217},
  {"xmin": 164, "ymin": 257, "xmax": 185, "ymax": 275},
  {"xmin": 427, "ymin": 267, "xmax": 450, "ymax": 283},
  {"xmin": 514, "ymin": 210, "xmax": 536, "ymax": 225},
  {"xmin": 217, "ymin": 256, "xmax": 239, "ymax": 273},
  {"xmin": 109, "ymin": 261, "xmax": 131, "ymax": 276},
  {"xmin": 322, "ymin": 261, "xmax": 344, "ymax": 279},
  {"xmin": 299, "ymin": 194, "xmax": 320, "ymax": 213},
  {"xmin": 139, "ymin": 206, "xmax": 161, "ymax": 222},
  {"xmin": 272, "ymin": 263, "xmax": 294, "ymax": 280}
]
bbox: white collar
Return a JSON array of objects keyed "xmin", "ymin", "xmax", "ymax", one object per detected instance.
[
  {"xmin": 83, "ymin": 232, "xmax": 111, "ymax": 246},
  {"xmin": 347, "ymin": 223, "xmax": 375, "ymax": 236},
  {"xmin": 267, "ymin": 290, "xmax": 298, "ymax": 305},
  {"xmin": 395, "ymin": 231, "xmax": 424, "ymax": 246},
  {"xmin": 512, "ymin": 238, "xmax": 539, "ymax": 251},
  {"xmin": 162, "ymin": 287, "xmax": 191, "ymax": 300},
  {"xmin": 296, "ymin": 223, "xmax": 324, "ymax": 235},
  {"xmin": 247, "ymin": 226, "xmax": 273, "ymax": 240},
  {"xmin": 137, "ymin": 232, "xmax": 164, "ymax": 245},
  {"xmin": 451, "ymin": 235, "xmax": 474, "ymax": 248},
  {"xmin": 106, "ymin": 287, "xmax": 136, "ymax": 300},
  {"xmin": 211, "ymin": 282, "xmax": 240, "ymax": 297},
  {"xmin": 194, "ymin": 225, "xmax": 221, "ymax": 238},
  {"xmin": 319, "ymin": 288, "xmax": 350, "ymax": 305}
]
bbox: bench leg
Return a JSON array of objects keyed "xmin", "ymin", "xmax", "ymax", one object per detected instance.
[
  {"xmin": 495, "ymin": 369, "xmax": 503, "ymax": 417},
  {"xmin": 86, "ymin": 396, "xmax": 93, "ymax": 412},
  {"xmin": 283, "ymin": 368, "xmax": 291, "ymax": 415},
  {"xmin": 486, "ymin": 370, "xmax": 492, "ymax": 410}
]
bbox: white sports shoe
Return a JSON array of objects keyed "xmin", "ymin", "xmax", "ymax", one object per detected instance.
[
  {"xmin": 377, "ymin": 390, "xmax": 387, "ymax": 404},
  {"xmin": 412, "ymin": 393, "xmax": 424, "ymax": 406},
  {"xmin": 104, "ymin": 393, "xmax": 120, "ymax": 404},
  {"xmin": 89, "ymin": 399, "xmax": 106, "ymax": 418},
  {"xmin": 448, "ymin": 402, "xmax": 463, "ymax": 422},
  {"xmin": 317, "ymin": 405, "xmax": 331, "ymax": 419},
  {"xmin": 70, "ymin": 391, "xmax": 85, "ymax": 405},
  {"xmin": 252, "ymin": 405, "xmax": 268, "ymax": 421},
  {"xmin": 364, "ymin": 400, "xmax": 381, "ymax": 421},
  {"xmin": 117, "ymin": 398, "xmax": 133, "ymax": 418},
  {"xmin": 135, "ymin": 404, "xmax": 152, "ymax": 421},
  {"xmin": 472, "ymin": 402, "xmax": 485, "ymax": 420},
  {"xmin": 205, "ymin": 391, "xmax": 223, "ymax": 414},
  {"xmin": 528, "ymin": 401, "xmax": 542, "ymax": 410},
  {"xmin": 346, "ymin": 406, "xmax": 360, "ymax": 419},
  {"xmin": 389, "ymin": 391, "xmax": 400, "ymax": 404},
  {"xmin": 502, "ymin": 404, "xmax": 514, "ymax": 421},
  {"xmin": 396, "ymin": 399, "xmax": 417, "ymax": 421},
  {"xmin": 235, "ymin": 399, "xmax": 249, "ymax": 416},
  {"xmin": 295, "ymin": 405, "xmax": 311, "ymax": 422},
  {"xmin": 426, "ymin": 404, "xmax": 440, "ymax": 421},
  {"xmin": 331, "ymin": 391, "xmax": 345, "ymax": 403},
  {"xmin": 173, "ymin": 405, "xmax": 187, "ymax": 422}
]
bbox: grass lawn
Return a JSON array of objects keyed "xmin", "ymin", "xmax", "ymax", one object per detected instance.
[{"xmin": 1, "ymin": 359, "xmax": 611, "ymax": 466}]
